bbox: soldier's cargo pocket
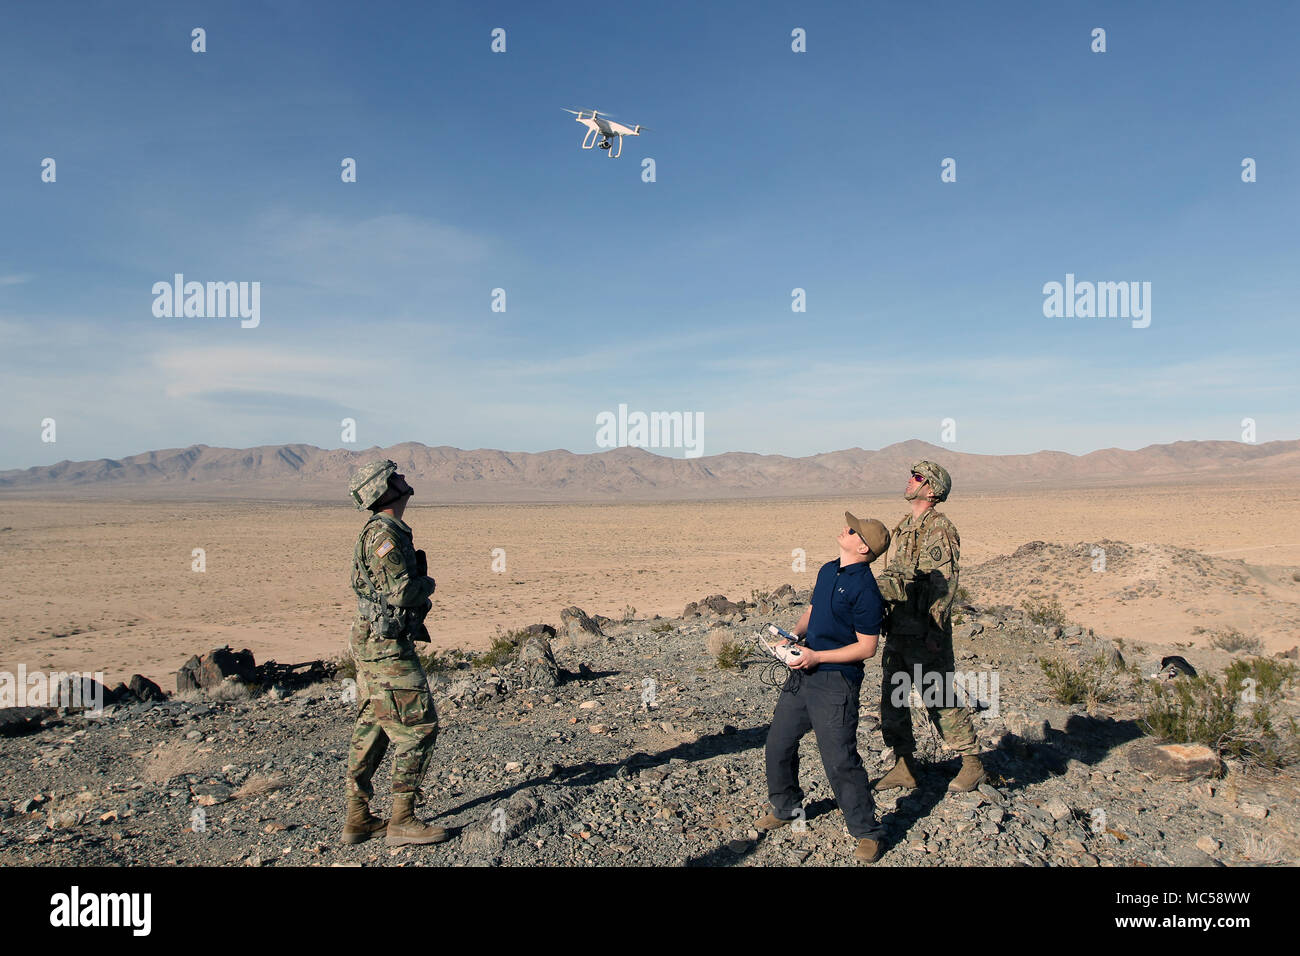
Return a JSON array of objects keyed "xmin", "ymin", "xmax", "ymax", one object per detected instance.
[{"xmin": 388, "ymin": 688, "xmax": 434, "ymax": 727}]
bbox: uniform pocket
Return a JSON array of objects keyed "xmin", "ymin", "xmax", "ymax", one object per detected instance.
[{"xmin": 387, "ymin": 688, "xmax": 433, "ymax": 727}]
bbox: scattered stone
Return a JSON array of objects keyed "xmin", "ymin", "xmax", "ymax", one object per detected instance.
[
  {"xmin": 1236, "ymin": 803, "xmax": 1267, "ymax": 820},
  {"xmin": 1196, "ymin": 835, "xmax": 1221, "ymax": 855},
  {"xmin": 1042, "ymin": 797, "xmax": 1072, "ymax": 822},
  {"xmin": 192, "ymin": 782, "xmax": 233, "ymax": 806}
]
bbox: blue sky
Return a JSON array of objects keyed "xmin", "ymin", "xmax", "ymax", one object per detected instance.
[{"xmin": 2, "ymin": 0, "xmax": 1297, "ymax": 469}]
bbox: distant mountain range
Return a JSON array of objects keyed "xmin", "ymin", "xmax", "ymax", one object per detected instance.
[{"xmin": 0, "ymin": 438, "xmax": 1288, "ymax": 502}]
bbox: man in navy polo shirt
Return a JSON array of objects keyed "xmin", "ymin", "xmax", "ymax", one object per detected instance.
[{"xmin": 756, "ymin": 512, "xmax": 891, "ymax": 863}]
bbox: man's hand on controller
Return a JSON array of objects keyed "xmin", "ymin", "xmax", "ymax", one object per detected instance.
[{"xmin": 787, "ymin": 646, "xmax": 819, "ymax": 670}]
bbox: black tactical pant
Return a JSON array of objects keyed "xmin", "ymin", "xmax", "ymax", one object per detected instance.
[
  {"xmin": 765, "ymin": 667, "xmax": 882, "ymax": 839},
  {"xmin": 880, "ymin": 632, "xmax": 978, "ymax": 758}
]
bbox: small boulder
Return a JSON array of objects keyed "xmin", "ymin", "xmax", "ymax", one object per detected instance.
[
  {"xmin": 699, "ymin": 594, "xmax": 744, "ymax": 618},
  {"xmin": 1005, "ymin": 711, "xmax": 1050, "ymax": 743},
  {"xmin": 1127, "ymin": 742, "xmax": 1221, "ymax": 781},
  {"xmin": 176, "ymin": 655, "xmax": 203, "ymax": 693},
  {"xmin": 519, "ymin": 635, "xmax": 561, "ymax": 689},
  {"xmin": 560, "ymin": 606, "xmax": 604, "ymax": 643},
  {"xmin": 0, "ymin": 707, "xmax": 51, "ymax": 737},
  {"xmin": 1092, "ymin": 639, "xmax": 1125, "ymax": 669},
  {"xmin": 198, "ymin": 647, "xmax": 256, "ymax": 689},
  {"xmin": 128, "ymin": 674, "xmax": 165, "ymax": 702}
]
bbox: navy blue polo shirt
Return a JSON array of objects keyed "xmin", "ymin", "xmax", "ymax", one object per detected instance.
[{"xmin": 806, "ymin": 558, "xmax": 884, "ymax": 680}]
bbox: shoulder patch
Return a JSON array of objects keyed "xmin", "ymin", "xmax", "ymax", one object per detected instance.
[
  {"xmin": 930, "ymin": 545, "xmax": 944, "ymax": 561},
  {"xmin": 375, "ymin": 539, "xmax": 395, "ymax": 558}
]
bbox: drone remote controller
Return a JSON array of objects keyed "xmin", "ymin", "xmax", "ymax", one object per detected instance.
[{"xmin": 760, "ymin": 624, "xmax": 805, "ymax": 665}]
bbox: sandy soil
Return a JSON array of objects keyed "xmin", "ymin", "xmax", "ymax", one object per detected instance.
[{"xmin": 1, "ymin": 481, "xmax": 1297, "ymax": 689}]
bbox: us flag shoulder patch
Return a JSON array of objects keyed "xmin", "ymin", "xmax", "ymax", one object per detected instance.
[{"xmin": 376, "ymin": 539, "xmax": 395, "ymax": 558}]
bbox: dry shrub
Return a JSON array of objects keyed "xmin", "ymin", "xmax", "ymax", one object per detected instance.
[
  {"xmin": 206, "ymin": 680, "xmax": 253, "ymax": 701},
  {"xmin": 141, "ymin": 740, "xmax": 203, "ymax": 784},
  {"xmin": 234, "ymin": 773, "xmax": 289, "ymax": 799}
]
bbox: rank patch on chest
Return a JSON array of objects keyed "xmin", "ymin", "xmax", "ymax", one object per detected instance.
[
  {"xmin": 375, "ymin": 540, "xmax": 395, "ymax": 558},
  {"xmin": 930, "ymin": 545, "xmax": 943, "ymax": 561}
]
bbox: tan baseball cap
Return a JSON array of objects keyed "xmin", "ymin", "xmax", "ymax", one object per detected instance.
[{"xmin": 845, "ymin": 512, "xmax": 890, "ymax": 560}]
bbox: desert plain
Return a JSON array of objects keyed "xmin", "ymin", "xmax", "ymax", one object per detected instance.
[{"xmin": 2, "ymin": 479, "xmax": 1299, "ymax": 690}]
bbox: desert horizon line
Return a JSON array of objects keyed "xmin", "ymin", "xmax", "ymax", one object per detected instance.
[{"xmin": 7, "ymin": 433, "xmax": 1299, "ymax": 476}]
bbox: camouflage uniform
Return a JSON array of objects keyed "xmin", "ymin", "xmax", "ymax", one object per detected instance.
[
  {"xmin": 346, "ymin": 512, "xmax": 438, "ymax": 800},
  {"xmin": 876, "ymin": 500, "xmax": 978, "ymax": 759}
]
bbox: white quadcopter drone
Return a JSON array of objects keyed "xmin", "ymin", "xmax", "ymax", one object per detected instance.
[{"xmin": 563, "ymin": 108, "xmax": 648, "ymax": 158}]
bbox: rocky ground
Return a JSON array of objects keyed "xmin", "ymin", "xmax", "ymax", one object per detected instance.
[{"xmin": 2, "ymin": 581, "xmax": 1298, "ymax": 868}]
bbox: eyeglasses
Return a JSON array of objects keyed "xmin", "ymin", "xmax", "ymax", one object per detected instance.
[{"xmin": 909, "ymin": 473, "xmax": 927, "ymax": 484}]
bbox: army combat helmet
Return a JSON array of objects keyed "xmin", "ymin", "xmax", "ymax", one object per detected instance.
[
  {"xmin": 909, "ymin": 459, "xmax": 952, "ymax": 503},
  {"xmin": 349, "ymin": 459, "xmax": 400, "ymax": 511}
]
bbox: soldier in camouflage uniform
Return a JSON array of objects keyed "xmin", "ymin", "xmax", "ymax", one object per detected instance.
[
  {"xmin": 873, "ymin": 460, "xmax": 987, "ymax": 794},
  {"xmin": 342, "ymin": 459, "xmax": 449, "ymax": 846}
]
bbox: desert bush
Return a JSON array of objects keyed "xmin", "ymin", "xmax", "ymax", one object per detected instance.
[
  {"xmin": 476, "ymin": 629, "xmax": 528, "ymax": 669},
  {"xmin": 330, "ymin": 652, "xmax": 357, "ymax": 683},
  {"xmin": 650, "ymin": 621, "xmax": 674, "ymax": 634},
  {"xmin": 954, "ymin": 585, "xmax": 971, "ymax": 603},
  {"xmin": 707, "ymin": 629, "xmax": 746, "ymax": 669},
  {"xmin": 1208, "ymin": 627, "xmax": 1263, "ymax": 655},
  {"xmin": 715, "ymin": 642, "xmax": 746, "ymax": 670},
  {"xmin": 621, "ymin": 605, "xmax": 637, "ymax": 622},
  {"xmin": 1023, "ymin": 595, "xmax": 1067, "ymax": 627},
  {"xmin": 1140, "ymin": 658, "xmax": 1299, "ymax": 769},
  {"xmin": 420, "ymin": 647, "xmax": 467, "ymax": 673},
  {"xmin": 1040, "ymin": 654, "xmax": 1125, "ymax": 709}
]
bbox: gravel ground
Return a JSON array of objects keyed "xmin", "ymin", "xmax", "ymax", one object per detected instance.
[{"xmin": 2, "ymin": 592, "xmax": 1297, "ymax": 867}]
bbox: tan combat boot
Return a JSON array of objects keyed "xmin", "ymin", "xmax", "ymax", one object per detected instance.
[
  {"xmin": 854, "ymin": 836, "xmax": 883, "ymax": 863},
  {"xmin": 873, "ymin": 755, "xmax": 918, "ymax": 791},
  {"xmin": 755, "ymin": 811, "xmax": 795, "ymax": 831},
  {"xmin": 341, "ymin": 795, "xmax": 387, "ymax": 845},
  {"xmin": 385, "ymin": 792, "xmax": 450, "ymax": 846},
  {"xmin": 948, "ymin": 755, "xmax": 988, "ymax": 793}
]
